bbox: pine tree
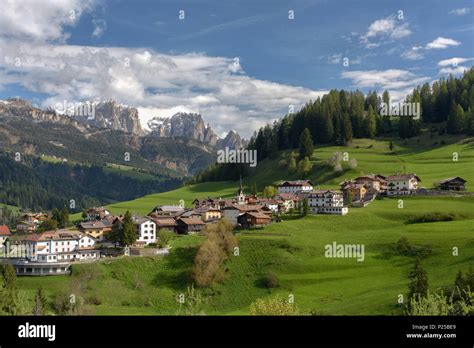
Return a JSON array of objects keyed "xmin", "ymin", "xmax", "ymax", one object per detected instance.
[
  {"xmin": 365, "ymin": 105, "xmax": 377, "ymax": 138},
  {"xmin": 446, "ymin": 103, "xmax": 466, "ymax": 134},
  {"xmin": 299, "ymin": 128, "xmax": 314, "ymax": 158},
  {"xmin": 408, "ymin": 259, "xmax": 429, "ymax": 300},
  {"xmin": 122, "ymin": 211, "xmax": 138, "ymax": 246},
  {"xmin": 302, "ymin": 198, "xmax": 309, "ymax": 216},
  {"xmin": 33, "ymin": 287, "xmax": 47, "ymax": 315},
  {"xmin": 0, "ymin": 264, "xmax": 18, "ymax": 315}
]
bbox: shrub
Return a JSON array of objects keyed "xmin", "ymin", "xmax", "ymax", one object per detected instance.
[
  {"xmin": 278, "ymin": 159, "xmax": 288, "ymax": 168},
  {"xmin": 250, "ymin": 296, "xmax": 300, "ymax": 315},
  {"xmin": 157, "ymin": 229, "xmax": 175, "ymax": 247},
  {"xmin": 261, "ymin": 272, "xmax": 279, "ymax": 288},
  {"xmin": 192, "ymin": 219, "xmax": 238, "ymax": 287},
  {"xmin": 408, "ymin": 212, "xmax": 457, "ymax": 224}
]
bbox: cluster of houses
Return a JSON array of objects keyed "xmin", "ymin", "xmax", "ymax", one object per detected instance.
[{"xmin": 0, "ymin": 174, "xmax": 467, "ymax": 276}]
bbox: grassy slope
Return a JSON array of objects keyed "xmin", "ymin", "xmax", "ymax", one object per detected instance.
[
  {"xmin": 17, "ymin": 196, "xmax": 474, "ymax": 315},
  {"xmin": 21, "ymin": 136, "xmax": 474, "ymax": 315}
]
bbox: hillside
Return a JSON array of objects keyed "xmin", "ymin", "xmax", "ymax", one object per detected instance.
[
  {"xmin": 72, "ymin": 136, "xmax": 474, "ymax": 219},
  {"xmin": 16, "ymin": 136, "xmax": 474, "ymax": 315},
  {"xmin": 21, "ymin": 194, "xmax": 474, "ymax": 315}
]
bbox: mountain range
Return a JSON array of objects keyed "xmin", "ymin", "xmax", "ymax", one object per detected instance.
[{"xmin": 0, "ymin": 98, "xmax": 246, "ymax": 176}]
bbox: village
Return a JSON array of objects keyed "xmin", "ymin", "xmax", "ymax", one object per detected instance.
[{"xmin": 0, "ymin": 174, "xmax": 467, "ymax": 276}]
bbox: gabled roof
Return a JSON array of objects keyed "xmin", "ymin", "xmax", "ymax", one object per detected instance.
[
  {"xmin": 309, "ymin": 190, "xmax": 342, "ymax": 196},
  {"xmin": 152, "ymin": 217, "xmax": 177, "ymax": 227},
  {"xmin": 223, "ymin": 203, "xmax": 263, "ymax": 212},
  {"xmin": 386, "ymin": 174, "xmax": 421, "ymax": 181},
  {"xmin": 154, "ymin": 205, "xmax": 184, "ymax": 212},
  {"xmin": 244, "ymin": 212, "xmax": 272, "ymax": 219},
  {"xmin": 355, "ymin": 174, "xmax": 386, "ymax": 182},
  {"xmin": 437, "ymin": 176, "xmax": 467, "ymax": 184},
  {"xmin": 277, "ymin": 180, "xmax": 314, "ymax": 187},
  {"xmin": 0, "ymin": 225, "xmax": 11, "ymax": 236},
  {"xmin": 79, "ymin": 221, "xmax": 107, "ymax": 229},
  {"xmin": 178, "ymin": 217, "xmax": 205, "ymax": 226}
]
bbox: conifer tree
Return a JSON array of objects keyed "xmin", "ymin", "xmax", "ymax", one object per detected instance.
[{"xmin": 299, "ymin": 128, "xmax": 314, "ymax": 158}]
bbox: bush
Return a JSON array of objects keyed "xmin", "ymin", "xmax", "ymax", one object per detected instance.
[
  {"xmin": 250, "ymin": 296, "xmax": 300, "ymax": 315},
  {"xmin": 157, "ymin": 229, "xmax": 175, "ymax": 247},
  {"xmin": 192, "ymin": 219, "xmax": 238, "ymax": 287},
  {"xmin": 278, "ymin": 159, "xmax": 288, "ymax": 168},
  {"xmin": 408, "ymin": 212, "xmax": 457, "ymax": 224},
  {"xmin": 261, "ymin": 272, "xmax": 279, "ymax": 288}
]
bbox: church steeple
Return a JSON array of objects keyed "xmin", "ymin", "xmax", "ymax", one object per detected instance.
[{"xmin": 237, "ymin": 175, "xmax": 245, "ymax": 205}]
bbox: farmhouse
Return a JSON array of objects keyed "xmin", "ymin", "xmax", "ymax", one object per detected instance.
[
  {"xmin": 274, "ymin": 193, "xmax": 299, "ymax": 213},
  {"xmin": 132, "ymin": 217, "xmax": 157, "ymax": 245},
  {"xmin": 435, "ymin": 177, "xmax": 467, "ymax": 191},
  {"xmin": 307, "ymin": 190, "xmax": 348, "ymax": 215},
  {"xmin": 222, "ymin": 203, "xmax": 263, "ymax": 225},
  {"xmin": 354, "ymin": 174, "xmax": 387, "ymax": 192},
  {"xmin": 16, "ymin": 213, "xmax": 48, "ymax": 233},
  {"xmin": 148, "ymin": 216, "xmax": 178, "ymax": 233},
  {"xmin": 150, "ymin": 205, "xmax": 184, "ymax": 217},
  {"xmin": 386, "ymin": 174, "xmax": 421, "ymax": 196},
  {"xmin": 193, "ymin": 207, "xmax": 222, "ymax": 222},
  {"xmin": 86, "ymin": 207, "xmax": 111, "ymax": 220},
  {"xmin": 341, "ymin": 182, "xmax": 367, "ymax": 203},
  {"xmin": 237, "ymin": 212, "xmax": 272, "ymax": 228},
  {"xmin": 259, "ymin": 198, "xmax": 281, "ymax": 213},
  {"xmin": 277, "ymin": 180, "xmax": 314, "ymax": 194},
  {"xmin": 176, "ymin": 217, "xmax": 205, "ymax": 234},
  {"xmin": 78, "ymin": 220, "xmax": 111, "ymax": 241}
]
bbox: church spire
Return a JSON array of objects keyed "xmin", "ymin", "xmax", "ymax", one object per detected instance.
[{"xmin": 237, "ymin": 175, "xmax": 245, "ymax": 205}]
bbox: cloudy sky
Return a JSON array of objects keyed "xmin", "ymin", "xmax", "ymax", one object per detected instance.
[{"xmin": 0, "ymin": 0, "xmax": 473, "ymax": 137}]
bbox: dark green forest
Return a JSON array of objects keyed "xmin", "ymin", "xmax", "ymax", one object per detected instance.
[{"xmin": 0, "ymin": 154, "xmax": 181, "ymax": 212}]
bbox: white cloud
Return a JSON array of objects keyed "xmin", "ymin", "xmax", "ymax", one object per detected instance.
[
  {"xmin": 449, "ymin": 8, "xmax": 471, "ymax": 16},
  {"xmin": 439, "ymin": 66, "xmax": 470, "ymax": 75},
  {"xmin": 401, "ymin": 37, "xmax": 462, "ymax": 61},
  {"xmin": 401, "ymin": 49, "xmax": 424, "ymax": 61},
  {"xmin": 0, "ymin": 39, "xmax": 327, "ymax": 137},
  {"xmin": 0, "ymin": 0, "xmax": 97, "ymax": 42},
  {"xmin": 426, "ymin": 37, "xmax": 461, "ymax": 49},
  {"xmin": 360, "ymin": 15, "xmax": 411, "ymax": 48},
  {"xmin": 341, "ymin": 69, "xmax": 430, "ymax": 102},
  {"xmin": 438, "ymin": 57, "xmax": 474, "ymax": 66}
]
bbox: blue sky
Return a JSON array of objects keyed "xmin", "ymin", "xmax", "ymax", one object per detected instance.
[{"xmin": 0, "ymin": 0, "xmax": 473, "ymax": 137}]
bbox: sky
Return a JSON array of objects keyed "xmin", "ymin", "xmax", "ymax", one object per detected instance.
[{"xmin": 0, "ymin": 0, "xmax": 473, "ymax": 138}]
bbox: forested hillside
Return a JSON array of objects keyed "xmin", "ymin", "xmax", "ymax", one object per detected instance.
[
  {"xmin": 0, "ymin": 154, "xmax": 181, "ymax": 211},
  {"xmin": 193, "ymin": 68, "xmax": 474, "ymax": 183}
]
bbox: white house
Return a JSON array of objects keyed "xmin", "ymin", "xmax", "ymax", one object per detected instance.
[
  {"xmin": 307, "ymin": 190, "xmax": 348, "ymax": 215},
  {"xmin": 385, "ymin": 174, "xmax": 421, "ymax": 196},
  {"xmin": 274, "ymin": 194, "xmax": 298, "ymax": 213},
  {"xmin": 132, "ymin": 217, "xmax": 157, "ymax": 245},
  {"xmin": 277, "ymin": 180, "xmax": 313, "ymax": 194},
  {"xmin": 18, "ymin": 230, "xmax": 99, "ymax": 263}
]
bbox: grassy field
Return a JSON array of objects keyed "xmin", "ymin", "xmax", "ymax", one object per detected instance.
[
  {"xmin": 71, "ymin": 135, "xmax": 474, "ymax": 219},
  {"xmin": 18, "ymin": 195, "xmax": 474, "ymax": 315},
  {"xmin": 17, "ymin": 136, "xmax": 474, "ymax": 315}
]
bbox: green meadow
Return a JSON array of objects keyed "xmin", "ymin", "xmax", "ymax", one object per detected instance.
[
  {"xmin": 19, "ymin": 137, "xmax": 474, "ymax": 315},
  {"xmin": 17, "ymin": 195, "xmax": 474, "ymax": 315}
]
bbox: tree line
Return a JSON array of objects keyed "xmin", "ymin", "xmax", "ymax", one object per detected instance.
[{"xmin": 191, "ymin": 68, "xmax": 474, "ymax": 184}]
